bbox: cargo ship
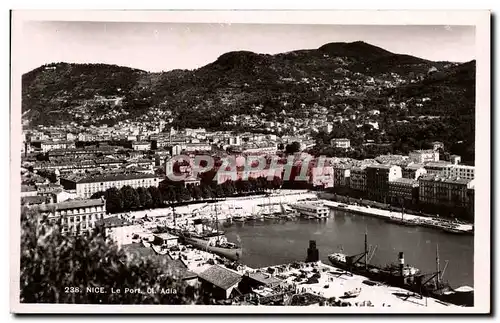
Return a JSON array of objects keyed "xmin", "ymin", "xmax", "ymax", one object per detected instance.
[{"xmin": 327, "ymin": 233, "xmax": 473, "ymax": 306}]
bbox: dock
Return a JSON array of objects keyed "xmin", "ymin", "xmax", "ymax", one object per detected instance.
[{"xmin": 322, "ymin": 200, "xmax": 473, "ymax": 234}]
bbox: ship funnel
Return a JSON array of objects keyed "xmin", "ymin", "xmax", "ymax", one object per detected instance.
[{"xmin": 398, "ymin": 252, "xmax": 405, "ymax": 276}]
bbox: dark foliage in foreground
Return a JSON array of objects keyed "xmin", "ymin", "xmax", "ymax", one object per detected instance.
[{"xmin": 19, "ymin": 207, "xmax": 202, "ymax": 304}]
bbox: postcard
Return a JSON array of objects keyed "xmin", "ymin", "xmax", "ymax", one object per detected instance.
[{"xmin": 10, "ymin": 10, "xmax": 491, "ymax": 314}]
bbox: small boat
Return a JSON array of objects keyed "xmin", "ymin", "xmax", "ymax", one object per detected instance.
[
  {"xmin": 232, "ymin": 215, "xmax": 246, "ymax": 223},
  {"xmin": 142, "ymin": 239, "xmax": 151, "ymax": 248},
  {"xmin": 263, "ymin": 213, "xmax": 278, "ymax": 220}
]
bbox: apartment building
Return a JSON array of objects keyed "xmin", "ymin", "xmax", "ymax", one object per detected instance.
[
  {"xmin": 388, "ymin": 178, "xmax": 419, "ymax": 205},
  {"xmin": 350, "ymin": 166, "xmax": 367, "ymax": 192},
  {"xmin": 365, "ymin": 164, "xmax": 402, "ymax": 202},
  {"xmin": 418, "ymin": 174, "xmax": 475, "ymax": 209},
  {"xmin": 37, "ymin": 198, "xmax": 107, "ymax": 236},
  {"xmin": 60, "ymin": 173, "xmax": 162, "ymax": 199}
]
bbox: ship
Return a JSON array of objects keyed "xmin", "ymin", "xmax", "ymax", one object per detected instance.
[
  {"xmin": 327, "ymin": 233, "xmax": 473, "ymax": 306},
  {"xmin": 180, "ymin": 229, "xmax": 242, "ymax": 261},
  {"xmin": 384, "ymin": 207, "xmax": 419, "ymax": 226},
  {"xmin": 173, "ymin": 206, "xmax": 243, "ymax": 261}
]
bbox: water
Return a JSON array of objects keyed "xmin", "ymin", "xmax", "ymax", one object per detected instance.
[{"xmin": 223, "ymin": 210, "xmax": 474, "ymax": 288}]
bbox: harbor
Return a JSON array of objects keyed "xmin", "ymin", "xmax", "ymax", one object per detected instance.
[{"xmin": 111, "ymin": 189, "xmax": 474, "ymax": 308}]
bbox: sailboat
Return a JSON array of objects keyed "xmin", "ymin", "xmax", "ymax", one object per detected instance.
[
  {"xmin": 177, "ymin": 203, "xmax": 243, "ymax": 261},
  {"xmin": 385, "ymin": 206, "xmax": 418, "ymax": 226}
]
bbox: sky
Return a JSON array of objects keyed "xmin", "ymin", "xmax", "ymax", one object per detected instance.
[{"xmin": 20, "ymin": 21, "xmax": 476, "ymax": 74}]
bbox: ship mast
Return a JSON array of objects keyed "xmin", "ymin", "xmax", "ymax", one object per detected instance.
[
  {"xmin": 172, "ymin": 205, "xmax": 176, "ymax": 228},
  {"xmin": 215, "ymin": 202, "xmax": 220, "ymax": 241},
  {"xmin": 435, "ymin": 244, "xmax": 440, "ymax": 288},
  {"xmin": 364, "ymin": 228, "xmax": 368, "ymax": 270}
]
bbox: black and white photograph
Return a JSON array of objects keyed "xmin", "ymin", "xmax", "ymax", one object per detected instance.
[{"xmin": 9, "ymin": 10, "xmax": 491, "ymax": 314}]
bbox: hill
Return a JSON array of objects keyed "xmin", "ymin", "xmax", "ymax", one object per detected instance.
[{"xmin": 21, "ymin": 42, "xmax": 475, "ymax": 162}]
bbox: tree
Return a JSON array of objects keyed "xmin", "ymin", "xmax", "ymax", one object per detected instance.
[
  {"xmin": 148, "ymin": 186, "xmax": 163, "ymax": 208},
  {"xmin": 120, "ymin": 186, "xmax": 140, "ymax": 211},
  {"xmin": 20, "ymin": 207, "xmax": 201, "ymax": 304},
  {"xmin": 104, "ymin": 187, "xmax": 123, "ymax": 213},
  {"xmin": 222, "ymin": 180, "xmax": 235, "ymax": 196},
  {"xmin": 137, "ymin": 187, "xmax": 153, "ymax": 209},
  {"xmin": 285, "ymin": 141, "xmax": 301, "ymax": 154},
  {"xmin": 164, "ymin": 187, "xmax": 177, "ymax": 204},
  {"xmin": 191, "ymin": 185, "xmax": 203, "ymax": 200},
  {"xmin": 178, "ymin": 186, "xmax": 192, "ymax": 202},
  {"xmin": 271, "ymin": 176, "xmax": 283, "ymax": 190},
  {"xmin": 214, "ymin": 185, "xmax": 225, "ymax": 198},
  {"xmin": 201, "ymin": 185, "xmax": 214, "ymax": 200}
]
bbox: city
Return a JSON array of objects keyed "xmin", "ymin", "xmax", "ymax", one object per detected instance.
[{"xmin": 15, "ymin": 18, "xmax": 483, "ymax": 312}]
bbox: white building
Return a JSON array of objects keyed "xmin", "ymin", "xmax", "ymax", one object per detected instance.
[{"xmin": 330, "ymin": 138, "xmax": 351, "ymax": 149}]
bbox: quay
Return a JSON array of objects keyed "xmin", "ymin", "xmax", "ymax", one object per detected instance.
[
  {"xmin": 122, "ymin": 238, "xmax": 460, "ymax": 309},
  {"xmin": 322, "ymin": 200, "xmax": 474, "ymax": 234}
]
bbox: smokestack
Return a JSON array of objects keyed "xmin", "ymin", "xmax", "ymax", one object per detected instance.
[
  {"xmin": 306, "ymin": 240, "xmax": 319, "ymax": 263},
  {"xmin": 398, "ymin": 252, "xmax": 405, "ymax": 277}
]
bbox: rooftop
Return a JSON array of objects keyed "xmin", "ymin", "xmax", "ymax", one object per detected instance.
[
  {"xmin": 96, "ymin": 215, "xmax": 132, "ymax": 228},
  {"xmin": 411, "ymin": 149, "xmax": 436, "ymax": 154},
  {"xmin": 424, "ymin": 161, "xmax": 454, "ymax": 168},
  {"xmin": 390, "ymin": 178, "xmax": 419, "ymax": 185},
  {"xmin": 198, "ymin": 265, "xmax": 242, "ymax": 290},
  {"xmin": 404, "ymin": 163, "xmax": 425, "ymax": 170},
  {"xmin": 21, "ymin": 196, "xmax": 49, "ymax": 205},
  {"xmin": 38, "ymin": 198, "xmax": 105, "ymax": 212},
  {"xmin": 248, "ymin": 272, "xmax": 283, "ymax": 286},
  {"xmin": 366, "ymin": 164, "xmax": 396, "ymax": 170},
  {"xmin": 419, "ymin": 174, "xmax": 473, "ymax": 185},
  {"xmin": 21, "ymin": 185, "xmax": 37, "ymax": 192},
  {"xmin": 64, "ymin": 173, "xmax": 160, "ymax": 184}
]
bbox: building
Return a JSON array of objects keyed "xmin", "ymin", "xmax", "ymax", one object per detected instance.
[
  {"xmin": 419, "ymin": 174, "xmax": 475, "ymax": 210},
  {"xmin": 153, "ymin": 233, "xmax": 179, "ymax": 248},
  {"xmin": 402, "ymin": 163, "xmax": 427, "ymax": 180},
  {"xmin": 21, "ymin": 195, "xmax": 51, "ymax": 206},
  {"xmin": 444, "ymin": 165, "xmax": 475, "ymax": 180},
  {"xmin": 388, "ymin": 178, "xmax": 419, "ymax": 205},
  {"xmin": 409, "ymin": 149, "xmax": 439, "ymax": 163},
  {"xmin": 132, "ymin": 141, "xmax": 151, "ymax": 151},
  {"xmin": 332, "ymin": 164, "xmax": 351, "ymax": 187},
  {"xmin": 349, "ymin": 166, "xmax": 367, "ymax": 192},
  {"xmin": 330, "ymin": 138, "xmax": 351, "ymax": 149},
  {"xmin": 241, "ymin": 143, "xmax": 278, "ymax": 154},
  {"xmin": 424, "ymin": 161, "xmax": 454, "ymax": 176},
  {"xmin": 37, "ymin": 198, "xmax": 107, "ymax": 236},
  {"xmin": 38, "ymin": 140, "xmax": 76, "ymax": 153},
  {"xmin": 36, "ymin": 183, "xmax": 64, "ymax": 197},
  {"xmin": 450, "ymin": 155, "xmax": 462, "ymax": 165},
  {"xmin": 226, "ymin": 136, "xmax": 241, "ymax": 146},
  {"xmin": 60, "ymin": 173, "xmax": 162, "ymax": 199},
  {"xmin": 197, "ymin": 265, "xmax": 243, "ymax": 300},
  {"xmin": 365, "ymin": 164, "xmax": 402, "ymax": 202},
  {"xmin": 20, "ymin": 185, "xmax": 37, "ymax": 197},
  {"xmin": 310, "ymin": 166, "xmax": 334, "ymax": 188},
  {"xmin": 95, "ymin": 215, "xmax": 141, "ymax": 246}
]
